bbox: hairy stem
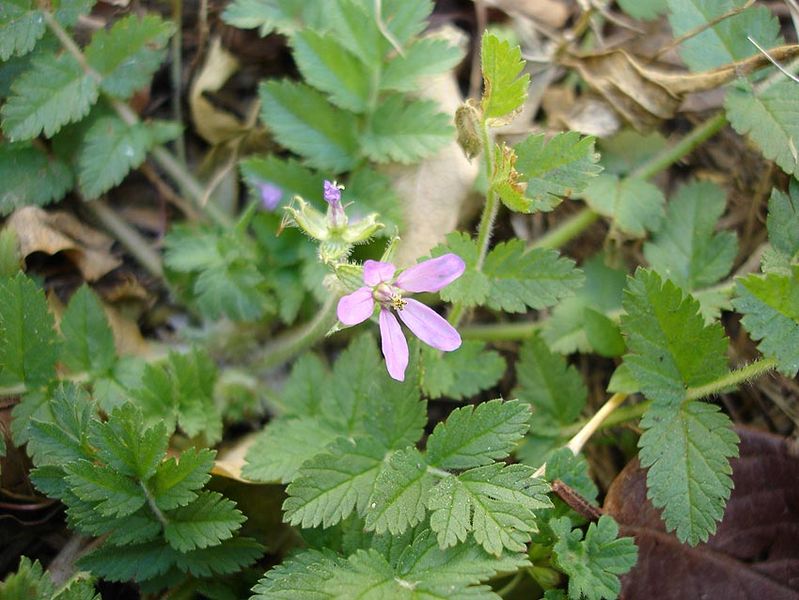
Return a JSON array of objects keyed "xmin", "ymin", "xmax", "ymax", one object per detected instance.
[
  {"xmin": 42, "ymin": 10, "xmax": 232, "ymax": 229},
  {"xmin": 530, "ymin": 112, "xmax": 728, "ymax": 251}
]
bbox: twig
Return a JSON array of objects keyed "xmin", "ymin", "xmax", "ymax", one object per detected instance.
[
  {"xmin": 551, "ymin": 479, "xmax": 602, "ymax": 521},
  {"xmin": 170, "ymin": 0, "xmax": 187, "ymax": 165},
  {"xmin": 748, "ymin": 35, "xmax": 799, "ymax": 83}
]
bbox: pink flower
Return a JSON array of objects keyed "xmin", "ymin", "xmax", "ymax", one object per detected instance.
[{"xmin": 337, "ymin": 254, "xmax": 466, "ymax": 381}]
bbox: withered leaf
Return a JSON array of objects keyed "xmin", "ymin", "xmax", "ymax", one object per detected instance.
[{"xmin": 604, "ymin": 427, "xmax": 799, "ymax": 599}]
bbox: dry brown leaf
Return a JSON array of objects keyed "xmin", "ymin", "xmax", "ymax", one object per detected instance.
[
  {"xmin": 189, "ymin": 37, "xmax": 244, "ymax": 146},
  {"xmin": 559, "ymin": 45, "xmax": 799, "ymax": 130},
  {"xmin": 212, "ymin": 433, "xmax": 258, "ymax": 483},
  {"xmin": 605, "ymin": 427, "xmax": 799, "ymax": 599},
  {"xmin": 485, "ymin": 0, "xmax": 571, "ymax": 29},
  {"xmin": 391, "ymin": 25, "xmax": 478, "ymax": 267},
  {"xmin": 5, "ymin": 206, "xmax": 120, "ymax": 281}
]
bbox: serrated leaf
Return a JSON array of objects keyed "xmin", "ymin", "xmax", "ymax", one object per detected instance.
[
  {"xmin": 27, "ymin": 384, "xmax": 92, "ymax": 467},
  {"xmin": 667, "ymin": 0, "xmax": 780, "ymax": 71},
  {"xmin": 1, "ymin": 52, "xmax": 98, "ymax": 141},
  {"xmin": 0, "ymin": 557, "xmax": 55, "ymax": 599},
  {"xmin": 765, "ymin": 181, "xmax": 799, "ymax": 271},
  {"xmin": 584, "ymin": 174, "xmax": 665, "ymax": 237},
  {"xmin": 431, "ymin": 232, "xmax": 490, "ymax": 307},
  {"xmin": 513, "ymin": 335, "xmax": 588, "ymax": 466},
  {"xmin": 725, "ymin": 79, "xmax": 799, "ymax": 176},
  {"xmin": 620, "ymin": 269, "xmax": 729, "ymax": 406},
  {"xmin": 480, "ymin": 32, "xmax": 529, "ymax": 122},
  {"xmin": 364, "ymin": 448, "xmax": 432, "ymax": 535},
  {"xmin": 163, "ymin": 491, "xmax": 245, "ymax": 552},
  {"xmin": 732, "ymin": 269, "xmax": 799, "ymax": 376},
  {"xmin": 259, "ymin": 80, "xmax": 358, "ymax": 173},
  {"xmin": 381, "ymin": 37, "xmax": 464, "ymax": 92},
  {"xmin": 59, "ymin": 285, "xmax": 116, "ymax": 375},
  {"xmin": 618, "ymin": 0, "xmax": 667, "ymax": 20},
  {"xmin": 242, "ymin": 417, "xmax": 342, "ymax": 483},
  {"xmin": 64, "ymin": 460, "xmax": 146, "ymax": 517},
  {"xmin": 283, "ymin": 436, "xmax": 385, "ymax": 529},
  {"xmin": 291, "ymin": 29, "xmax": 371, "ymax": 113},
  {"xmin": 639, "ymin": 400, "xmax": 739, "ymax": 545},
  {"xmin": 361, "ymin": 95, "xmax": 452, "ymax": 164},
  {"xmin": 420, "ymin": 341, "xmax": 505, "ymax": 400},
  {"xmin": 0, "ymin": 1, "xmax": 46, "ymax": 61},
  {"xmin": 221, "ymin": 0, "xmax": 315, "ymax": 36},
  {"xmin": 514, "ymin": 132, "xmax": 602, "ymax": 212},
  {"xmin": 79, "ymin": 541, "xmax": 177, "ymax": 582},
  {"xmin": 551, "ymin": 515, "xmax": 638, "ymax": 600},
  {"xmin": 173, "ymin": 536, "xmax": 263, "ymax": 577},
  {"xmin": 0, "ymin": 272, "xmax": 58, "ymax": 387},
  {"xmin": 483, "ymin": 240, "xmax": 584, "ymax": 313},
  {"xmin": 426, "ymin": 399, "xmax": 530, "ymax": 470},
  {"xmin": 85, "ymin": 14, "xmax": 173, "ymax": 99},
  {"xmin": 77, "ymin": 117, "xmax": 178, "ymax": 199},
  {"xmin": 152, "ymin": 447, "xmax": 214, "ymax": 511},
  {"xmin": 428, "ymin": 464, "xmax": 551, "ymax": 555},
  {"xmin": 644, "ymin": 181, "xmax": 737, "ymax": 289},
  {"xmin": 0, "ymin": 141, "xmax": 73, "ymax": 216},
  {"xmin": 542, "ymin": 254, "xmax": 627, "ymax": 355},
  {"xmin": 545, "ymin": 448, "xmax": 599, "ymax": 504},
  {"xmin": 194, "ymin": 260, "xmax": 272, "ymax": 322}
]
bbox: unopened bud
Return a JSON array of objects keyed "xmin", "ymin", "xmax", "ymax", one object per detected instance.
[{"xmin": 455, "ymin": 98, "xmax": 483, "ymax": 160}]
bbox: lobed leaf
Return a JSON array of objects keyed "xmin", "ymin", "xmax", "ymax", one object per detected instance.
[
  {"xmin": 583, "ymin": 174, "xmax": 664, "ymax": 237},
  {"xmin": 59, "ymin": 285, "xmax": 116, "ymax": 375},
  {"xmin": 763, "ymin": 181, "xmax": 799, "ymax": 273},
  {"xmin": 163, "ymin": 491, "xmax": 245, "ymax": 552},
  {"xmin": 151, "ymin": 447, "xmax": 215, "ymax": 511},
  {"xmin": 381, "ymin": 37, "xmax": 464, "ymax": 92},
  {"xmin": 0, "ymin": 141, "xmax": 73, "ymax": 216},
  {"xmin": 420, "ymin": 341, "xmax": 506, "ymax": 400},
  {"xmin": 365, "ymin": 448, "xmax": 432, "ymax": 535},
  {"xmin": 480, "ymin": 32, "xmax": 529, "ymax": 122},
  {"xmin": 0, "ymin": 1, "xmax": 46, "ymax": 61}
]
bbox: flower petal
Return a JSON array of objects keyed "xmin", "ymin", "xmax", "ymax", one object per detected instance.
[
  {"xmin": 337, "ymin": 287, "xmax": 375, "ymax": 325},
  {"xmin": 396, "ymin": 254, "xmax": 466, "ymax": 293},
  {"xmin": 397, "ymin": 298, "xmax": 461, "ymax": 351},
  {"xmin": 363, "ymin": 260, "xmax": 396, "ymax": 286},
  {"xmin": 379, "ymin": 309, "xmax": 408, "ymax": 381}
]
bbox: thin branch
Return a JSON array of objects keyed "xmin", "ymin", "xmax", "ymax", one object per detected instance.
[{"xmin": 748, "ymin": 35, "xmax": 799, "ymax": 84}]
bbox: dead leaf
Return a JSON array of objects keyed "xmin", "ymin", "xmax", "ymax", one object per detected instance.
[
  {"xmin": 559, "ymin": 45, "xmax": 799, "ymax": 130},
  {"xmin": 212, "ymin": 433, "xmax": 258, "ymax": 483},
  {"xmin": 485, "ymin": 0, "xmax": 571, "ymax": 29},
  {"xmin": 391, "ymin": 25, "xmax": 477, "ymax": 267},
  {"xmin": 604, "ymin": 427, "xmax": 799, "ymax": 599},
  {"xmin": 5, "ymin": 206, "xmax": 121, "ymax": 281},
  {"xmin": 189, "ymin": 37, "xmax": 244, "ymax": 145}
]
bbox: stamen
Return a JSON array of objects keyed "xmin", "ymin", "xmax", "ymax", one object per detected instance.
[{"xmin": 391, "ymin": 294, "xmax": 406, "ymax": 310}]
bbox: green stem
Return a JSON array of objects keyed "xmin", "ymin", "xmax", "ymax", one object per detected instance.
[
  {"xmin": 559, "ymin": 357, "xmax": 779, "ymax": 437},
  {"xmin": 42, "ymin": 10, "xmax": 232, "ymax": 230},
  {"xmin": 256, "ymin": 296, "xmax": 339, "ymax": 370},
  {"xmin": 496, "ymin": 571, "xmax": 525, "ymax": 598},
  {"xmin": 530, "ymin": 112, "xmax": 729, "ymax": 251}
]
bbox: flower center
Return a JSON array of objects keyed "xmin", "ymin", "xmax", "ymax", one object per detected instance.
[{"xmin": 373, "ymin": 283, "xmax": 405, "ymax": 309}]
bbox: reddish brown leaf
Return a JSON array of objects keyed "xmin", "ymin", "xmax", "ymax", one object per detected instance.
[{"xmin": 604, "ymin": 427, "xmax": 799, "ymax": 599}]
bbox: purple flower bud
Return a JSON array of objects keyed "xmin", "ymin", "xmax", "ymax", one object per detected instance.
[
  {"xmin": 323, "ymin": 180, "xmax": 343, "ymax": 207},
  {"xmin": 257, "ymin": 181, "xmax": 283, "ymax": 211}
]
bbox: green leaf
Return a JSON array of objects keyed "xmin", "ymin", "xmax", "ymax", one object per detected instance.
[
  {"xmin": 513, "ymin": 336, "xmax": 587, "ymax": 466},
  {"xmin": 543, "ymin": 254, "xmax": 627, "ymax": 355},
  {"xmin": 480, "ymin": 32, "xmax": 530, "ymax": 122},
  {"xmin": 732, "ymin": 269, "xmax": 799, "ymax": 376},
  {"xmin": 0, "ymin": 1, "xmax": 46, "ymax": 61},
  {"xmin": 431, "ymin": 232, "xmax": 490, "ymax": 308},
  {"xmin": 151, "ymin": 447, "xmax": 215, "ymax": 511},
  {"xmin": 0, "ymin": 228, "xmax": 20, "ymax": 276},
  {"xmin": 173, "ymin": 536, "xmax": 263, "ymax": 577},
  {"xmin": 482, "ymin": 240, "xmax": 584, "ymax": 313},
  {"xmin": 59, "ymin": 285, "xmax": 116, "ymax": 375},
  {"xmin": 0, "ymin": 141, "xmax": 73, "ymax": 215},
  {"xmin": 428, "ymin": 464, "xmax": 551, "ymax": 555},
  {"xmin": 420, "ymin": 341, "xmax": 506, "ymax": 400},
  {"xmin": 551, "ymin": 515, "xmax": 638, "ymax": 600},
  {"xmin": 644, "ymin": 181, "xmax": 737, "ymax": 289},
  {"xmin": 764, "ymin": 181, "xmax": 799, "ymax": 272},
  {"xmin": 583, "ymin": 174, "xmax": 665, "ymax": 237},
  {"xmin": 583, "ymin": 308, "xmax": 626, "ymax": 358},
  {"xmin": 667, "ymin": 0, "xmax": 780, "ymax": 71},
  {"xmin": 163, "ymin": 491, "xmax": 245, "ymax": 552},
  {"xmin": 426, "ymin": 399, "xmax": 530, "ymax": 470},
  {"xmin": 544, "ymin": 448, "xmax": 598, "ymax": 505},
  {"xmin": 283, "ymin": 436, "xmax": 385, "ymax": 529},
  {"xmin": 77, "ymin": 117, "xmax": 179, "ymax": 198},
  {"xmin": 365, "ymin": 448, "xmax": 432, "ymax": 535},
  {"xmin": 639, "ymin": 400, "xmax": 739, "ymax": 544},
  {"xmin": 0, "ymin": 557, "xmax": 55, "ymax": 599},
  {"xmin": 275, "ymin": 353, "xmax": 327, "ymax": 416},
  {"xmin": 381, "ymin": 37, "xmax": 464, "ymax": 92},
  {"xmin": 79, "ymin": 541, "xmax": 177, "ymax": 582},
  {"xmin": 259, "ymin": 80, "xmax": 358, "ymax": 173},
  {"xmin": 361, "ymin": 95, "xmax": 452, "ymax": 164},
  {"xmin": 1, "ymin": 52, "xmax": 98, "ymax": 141},
  {"xmin": 291, "ymin": 29, "xmax": 370, "ymax": 113},
  {"xmin": 618, "ymin": 0, "xmax": 667, "ymax": 20},
  {"xmin": 0, "ymin": 273, "xmax": 58, "ymax": 387},
  {"xmin": 242, "ymin": 417, "xmax": 342, "ymax": 483},
  {"xmin": 85, "ymin": 14, "xmax": 174, "ymax": 99},
  {"xmin": 725, "ymin": 79, "xmax": 799, "ymax": 177},
  {"xmin": 240, "ymin": 155, "xmax": 324, "ymax": 206},
  {"xmin": 64, "ymin": 460, "xmax": 146, "ymax": 518},
  {"xmin": 514, "ymin": 132, "xmax": 602, "ymax": 212},
  {"xmin": 620, "ymin": 269, "xmax": 729, "ymax": 406},
  {"xmin": 194, "ymin": 259, "xmax": 272, "ymax": 322},
  {"xmin": 27, "ymin": 384, "xmax": 93, "ymax": 467},
  {"xmin": 221, "ymin": 0, "xmax": 316, "ymax": 36}
]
